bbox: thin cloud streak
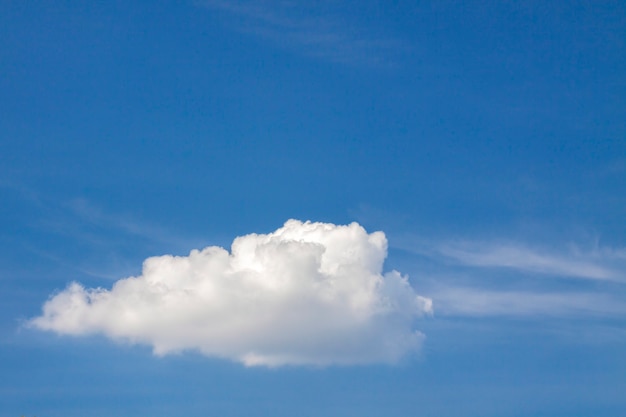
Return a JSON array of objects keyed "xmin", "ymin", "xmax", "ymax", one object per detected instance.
[
  {"xmin": 198, "ymin": 0, "xmax": 406, "ymax": 66},
  {"xmin": 430, "ymin": 286, "xmax": 626, "ymax": 318},
  {"xmin": 395, "ymin": 237, "xmax": 625, "ymax": 282},
  {"xmin": 437, "ymin": 242, "xmax": 617, "ymax": 280},
  {"xmin": 65, "ymin": 198, "xmax": 186, "ymax": 247},
  {"xmin": 5, "ymin": 186, "xmax": 210, "ymax": 281},
  {"xmin": 393, "ymin": 235, "xmax": 626, "ymax": 319}
]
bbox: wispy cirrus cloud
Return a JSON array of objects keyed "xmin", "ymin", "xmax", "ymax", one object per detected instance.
[
  {"xmin": 397, "ymin": 238, "xmax": 625, "ymax": 282},
  {"xmin": 391, "ymin": 234, "xmax": 626, "ymax": 319},
  {"xmin": 197, "ymin": 0, "xmax": 406, "ymax": 66},
  {"xmin": 429, "ymin": 286, "xmax": 626, "ymax": 318},
  {"xmin": 64, "ymin": 198, "xmax": 188, "ymax": 247},
  {"xmin": 436, "ymin": 242, "xmax": 619, "ymax": 281},
  {"xmin": 4, "ymin": 186, "xmax": 207, "ymax": 281}
]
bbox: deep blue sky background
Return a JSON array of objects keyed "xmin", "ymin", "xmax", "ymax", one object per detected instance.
[{"xmin": 1, "ymin": 1, "xmax": 625, "ymax": 416}]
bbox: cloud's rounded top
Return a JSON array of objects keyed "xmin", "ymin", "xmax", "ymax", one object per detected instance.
[{"xmin": 31, "ymin": 219, "xmax": 432, "ymax": 367}]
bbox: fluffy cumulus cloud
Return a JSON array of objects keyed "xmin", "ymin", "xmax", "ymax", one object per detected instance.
[{"xmin": 31, "ymin": 220, "xmax": 432, "ymax": 366}]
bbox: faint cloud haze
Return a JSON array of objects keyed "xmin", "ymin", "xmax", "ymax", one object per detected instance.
[
  {"xmin": 31, "ymin": 220, "xmax": 432, "ymax": 367},
  {"xmin": 430, "ymin": 287, "xmax": 626, "ymax": 317},
  {"xmin": 399, "ymin": 237, "xmax": 624, "ymax": 282},
  {"xmin": 391, "ymin": 234, "xmax": 626, "ymax": 318},
  {"xmin": 198, "ymin": 0, "xmax": 406, "ymax": 66},
  {"xmin": 437, "ymin": 242, "xmax": 618, "ymax": 281}
]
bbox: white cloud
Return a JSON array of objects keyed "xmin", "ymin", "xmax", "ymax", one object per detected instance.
[{"xmin": 30, "ymin": 220, "xmax": 432, "ymax": 367}]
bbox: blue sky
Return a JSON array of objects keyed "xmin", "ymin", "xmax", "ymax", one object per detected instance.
[{"xmin": 1, "ymin": 1, "xmax": 625, "ymax": 416}]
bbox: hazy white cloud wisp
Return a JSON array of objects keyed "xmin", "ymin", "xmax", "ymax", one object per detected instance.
[
  {"xmin": 437, "ymin": 242, "xmax": 619, "ymax": 280},
  {"xmin": 199, "ymin": 0, "xmax": 405, "ymax": 66},
  {"xmin": 392, "ymin": 236, "xmax": 623, "ymax": 282},
  {"xmin": 430, "ymin": 287, "xmax": 626, "ymax": 317},
  {"xmin": 31, "ymin": 220, "xmax": 432, "ymax": 367}
]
